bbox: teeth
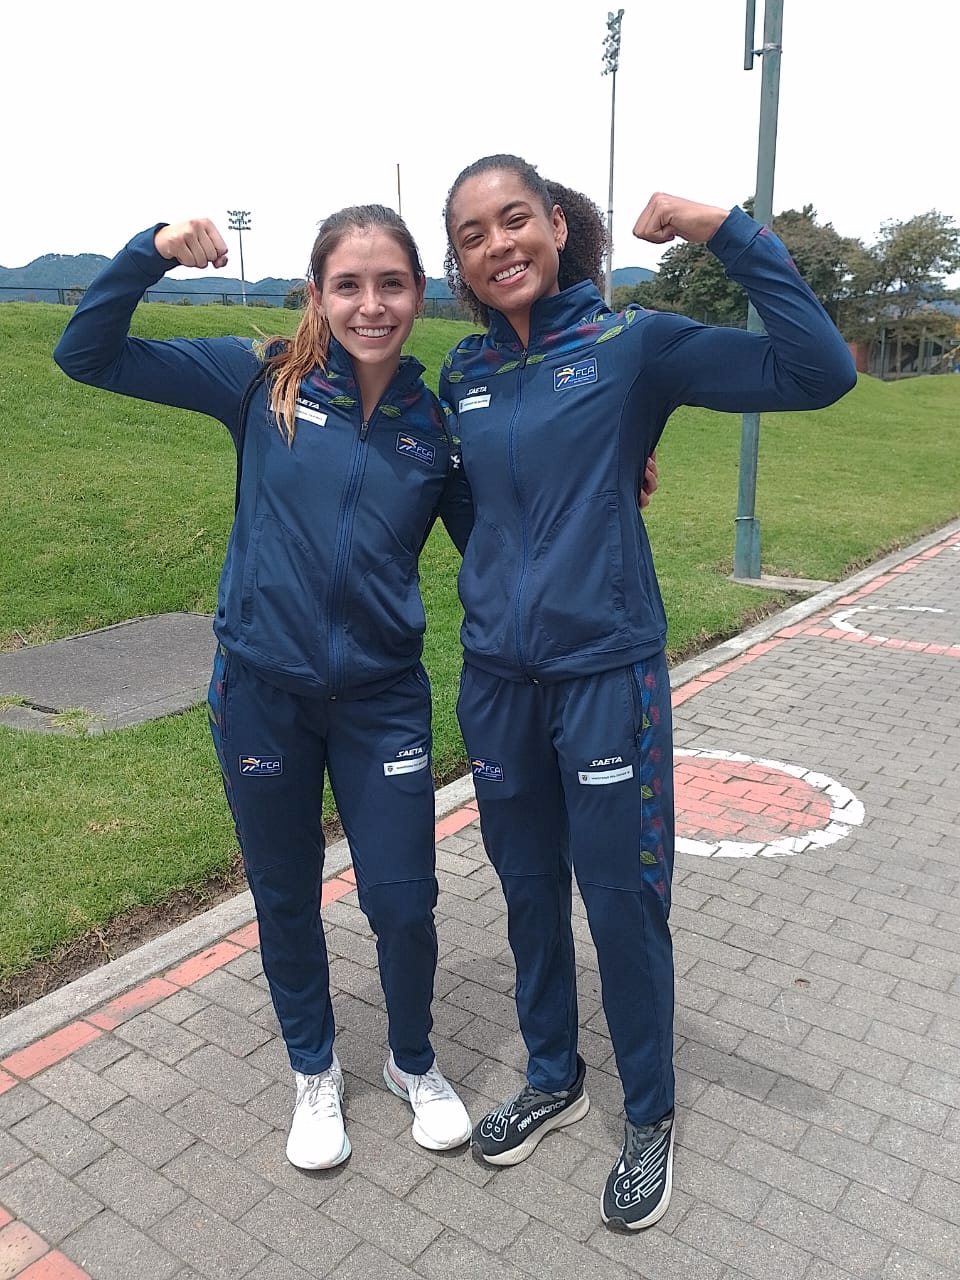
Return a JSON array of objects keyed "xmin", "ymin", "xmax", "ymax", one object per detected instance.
[
  {"xmin": 355, "ymin": 327, "xmax": 390, "ymax": 337},
  {"xmin": 494, "ymin": 263, "xmax": 528, "ymax": 282}
]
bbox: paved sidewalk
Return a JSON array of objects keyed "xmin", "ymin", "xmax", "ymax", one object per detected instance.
[{"xmin": 1, "ymin": 521, "xmax": 959, "ymax": 1280}]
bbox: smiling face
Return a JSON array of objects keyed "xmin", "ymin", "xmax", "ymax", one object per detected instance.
[
  {"xmin": 311, "ymin": 227, "xmax": 424, "ymax": 380},
  {"xmin": 449, "ymin": 169, "xmax": 567, "ymax": 345}
]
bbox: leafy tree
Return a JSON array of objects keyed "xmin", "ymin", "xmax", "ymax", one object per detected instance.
[
  {"xmin": 772, "ymin": 206, "xmax": 869, "ymax": 328},
  {"xmin": 636, "ymin": 201, "xmax": 876, "ymax": 333},
  {"xmin": 284, "ymin": 284, "xmax": 307, "ymax": 310},
  {"xmin": 643, "ymin": 234, "xmax": 745, "ymax": 326},
  {"xmin": 611, "ymin": 281, "xmax": 657, "ymax": 311},
  {"xmin": 870, "ymin": 211, "xmax": 960, "ymax": 374}
]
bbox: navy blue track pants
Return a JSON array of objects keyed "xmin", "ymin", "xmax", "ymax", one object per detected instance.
[
  {"xmin": 208, "ymin": 647, "xmax": 439, "ymax": 1077},
  {"xmin": 457, "ymin": 653, "xmax": 675, "ymax": 1126}
]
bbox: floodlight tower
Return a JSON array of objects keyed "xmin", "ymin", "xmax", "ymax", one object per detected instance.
[
  {"xmin": 602, "ymin": 9, "xmax": 625, "ymax": 307},
  {"xmin": 227, "ymin": 210, "xmax": 252, "ymax": 306}
]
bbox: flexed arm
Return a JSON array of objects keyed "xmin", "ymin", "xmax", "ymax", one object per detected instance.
[
  {"xmin": 54, "ymin": 220, "xmax": 255, "ymax": 429},
  {"xmin": 632, "ymin": 195, "xmax": 856, "ymax": 413}
]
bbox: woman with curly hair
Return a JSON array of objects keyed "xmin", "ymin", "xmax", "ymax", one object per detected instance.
[{"xmin": 440, "ymin": 154, "xmax": 856, "ymax": 1231}]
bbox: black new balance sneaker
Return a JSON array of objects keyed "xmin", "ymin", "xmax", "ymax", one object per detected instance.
[
  {"xmin": 473, "ymin": 1055, "xmax": 590, "ymax": 1166},
  {"xmin": 601, "ymin": 1111, "xmax": 675, "ymax": 1230}
]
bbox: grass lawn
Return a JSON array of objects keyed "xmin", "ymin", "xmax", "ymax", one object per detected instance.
[{"xmin": 1, "ymin": 298, "xmax": 958, "ymax": 983}]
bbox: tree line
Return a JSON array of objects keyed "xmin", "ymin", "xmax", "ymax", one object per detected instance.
[{"xmin": 614, "ymin": 203, "xmax": 960, "ymax": 377}]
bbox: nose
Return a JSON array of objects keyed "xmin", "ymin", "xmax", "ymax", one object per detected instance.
[
  {"xmin": 359, "ymin": 284, "xmax": 384, "ymax": 314},
  {"xmin": 486, "ymin": 223, "xmax": 514, "ymax": 257}
]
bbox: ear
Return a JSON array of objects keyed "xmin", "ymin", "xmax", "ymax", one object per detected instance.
[
  {"xmin": 308, "ymin": 279, "xmax": 324, "ymax": 317},
  {"xmin": 552, "ymin": 204, "xmax": 568, "ymax": 251},
  {"xmin": 452, "ymin": 252, "xmax": 470, "ymax": 291},
  {"xmin": 416, "ymin": 273, "xmax": 426, "ymax": 316}
]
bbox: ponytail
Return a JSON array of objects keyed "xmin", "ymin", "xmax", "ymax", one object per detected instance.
[{"xmin": 257, "ymin": 303, "xmax": 330, "ymax": 445}]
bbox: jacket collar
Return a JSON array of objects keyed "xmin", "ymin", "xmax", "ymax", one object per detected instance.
[{"xmin": 486, "ymin": 280, "xmax": 607, "ymax": 349}]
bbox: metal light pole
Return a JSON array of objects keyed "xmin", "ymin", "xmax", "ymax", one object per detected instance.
[
  {"xmin": 733, "ymin": 0, "xmax": 783, "ymax": 581},
  {"xmin": 602, "ymin": 9, "xmax": 624, "ymax": 308},
  {"xmin": 227, "ymin": 210, "xmax": 252, "ymax": 306}
]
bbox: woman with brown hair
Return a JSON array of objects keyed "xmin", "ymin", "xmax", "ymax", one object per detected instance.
[{"xmin": 54, "ymin": 207, "xmax": 474, "ymax": 1172}]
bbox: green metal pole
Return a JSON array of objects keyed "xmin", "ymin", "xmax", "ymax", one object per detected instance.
[{"xmin": 733, "ymin": 0, "xmax": 783, "ymax": 581}]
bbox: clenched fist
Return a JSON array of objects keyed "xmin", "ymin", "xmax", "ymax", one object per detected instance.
[
  {"xmin": 154, "ymin": 219, "xmax": 229, "ymax": 269},
  {"xmin": 633, "ymin": 194, "xmax": 730, "ymax": 246}
]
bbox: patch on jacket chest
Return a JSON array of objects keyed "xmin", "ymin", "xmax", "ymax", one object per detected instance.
[
  {"xmin": 396, "ymin": 434, "xmax": 436, "ymax": 466},
  {"xmin": 554, "ymin": 358, "xmax": 598, "ymax": 391}
]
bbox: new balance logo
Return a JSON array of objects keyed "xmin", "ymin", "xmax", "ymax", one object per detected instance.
[{"xmin": 516, "ymin": 1100, "xmax": 565, "ymax": 1133}]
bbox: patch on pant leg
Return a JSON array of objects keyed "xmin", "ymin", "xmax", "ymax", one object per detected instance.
[
  {"xmin": 384, "ymin": 745, "xmax": 430, "ymax": 776},
  {"xmin": 471, "ymin": 757, "xmax": 504, "ymax": 782},
  {"xmin": 239, "ymin": 755, "xmax": 283, "ymax": 776},
  {"xmin": 578, "ymin": 755, "xmax": 634, "ymax": 785}
]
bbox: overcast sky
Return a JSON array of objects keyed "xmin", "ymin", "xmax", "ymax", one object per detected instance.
[{"xmin": 4, "ymin": 0, "xmax": 957, "ymax": 286}]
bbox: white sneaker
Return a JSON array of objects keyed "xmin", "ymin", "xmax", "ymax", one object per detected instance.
[
  {"xmin": 383, "ymin": 1052, "xmax": 472, "ymax": 1151},
  {"xmin": 286, "ymin": 1054, "xmax": 351, "ymax": 1170}
]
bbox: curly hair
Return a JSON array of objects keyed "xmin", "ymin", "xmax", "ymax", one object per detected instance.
[
  {"xmin": 259, "ymin": 205, "xmax": 424, "ymax": 443},
  {"xmin": 443, "ymin": 154, "xmax": 607, "ymax": 329}
]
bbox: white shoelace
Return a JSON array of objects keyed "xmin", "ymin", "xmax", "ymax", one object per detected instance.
[
  {"xmin": 298, "ymin": 1070, "xmax": 341, "ymax": 1119},
  {"xmin": 405, "ymin": 1065, "xmax": 455, "ymax": 1107}
]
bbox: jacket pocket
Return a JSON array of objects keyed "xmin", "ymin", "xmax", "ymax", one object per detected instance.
[
  {"xmin": 343, "ymin": 553, "xmax": 426, "ymax": 672},
  {"xmin": 238, "ymin": 515, "xmax": 324, "ymax": 670},
  {"xmin": 457, "ymin": 514, "xmax": 513, "ymax": 656},
  {"xmin": 529, "ymin": 492, "xmax": 628, "ymax": 653}
]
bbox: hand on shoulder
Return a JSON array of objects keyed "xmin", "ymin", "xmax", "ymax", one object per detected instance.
[
  {"xmin": 154, "ymin": 219, "xmax": 229, "ymax": 269},
  {"xmin": 633, "ymin": 194, "xmax": 730, "ymax": 246}
]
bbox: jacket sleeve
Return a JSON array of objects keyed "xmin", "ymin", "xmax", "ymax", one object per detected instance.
[
  {"xmin": 53, "ymin": 226, "xmax": 258, "ymax": 439},
  {"xmin": 645, "ymin": 207, "xmax": 857, "ymax": 414},
  {"xmin": 418, "ymin": 376, "xmax": 474, "ymax": 556},
  {"xmin": 436, "ymin": 455, "xmax": 474, "ymax": 555}
]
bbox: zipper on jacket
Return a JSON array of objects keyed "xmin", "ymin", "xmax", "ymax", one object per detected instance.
[
  {"xmin": 328, "ymin": 397, "xmax": 382, "ymax": 692},
  {"xmin": 508, "ymin": 351, "xmax": 533, "ymax": 677}
]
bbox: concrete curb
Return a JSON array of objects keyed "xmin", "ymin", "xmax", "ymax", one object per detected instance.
[{"xmin": 0, "ymin": 774, "xmax": 478, "ymax": 1057}]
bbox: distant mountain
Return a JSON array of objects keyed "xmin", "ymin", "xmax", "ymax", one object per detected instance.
[
  {"xmin": 0, "ymin": 255, "xmax": 656, "ymax": 306},
  {"xmin": 0, "ymin": 253, "xmax": 302, "ymax": 305},
  {"xmin": 0, "ymin": 253, "xmax": 113, "ymax": 295},
  {"xmin": 612, "ymin": 266, "xmax": 656, "ymax": 286}
]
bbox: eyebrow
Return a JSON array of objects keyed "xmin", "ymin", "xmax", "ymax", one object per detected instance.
[
  {"xmin": 326, "ymin": 268, "xmax": 414, "ymax": 283},
  {"xmin": 455, "ymin": 200, "xmax": 532, "ymax": 237}
]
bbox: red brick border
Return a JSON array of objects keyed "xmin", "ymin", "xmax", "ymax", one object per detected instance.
[
  {"xmin": 0, "ymin": 1219, "xmax": 50, "ymax": 1276},
  {"xmin": 0, "ymin": 1211, "xmax": 92, "ymax": 1279},
  {"xmin": 671, "ymin": 532, "xmax": 960, "ymax": 712},
  {"xmin": 782, "ymin": 533, "xmax": 960, "ymax": 654},
  {"xmin": 18, "ymin": 1252, "xmax": 91, "ymax": 1279}
]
